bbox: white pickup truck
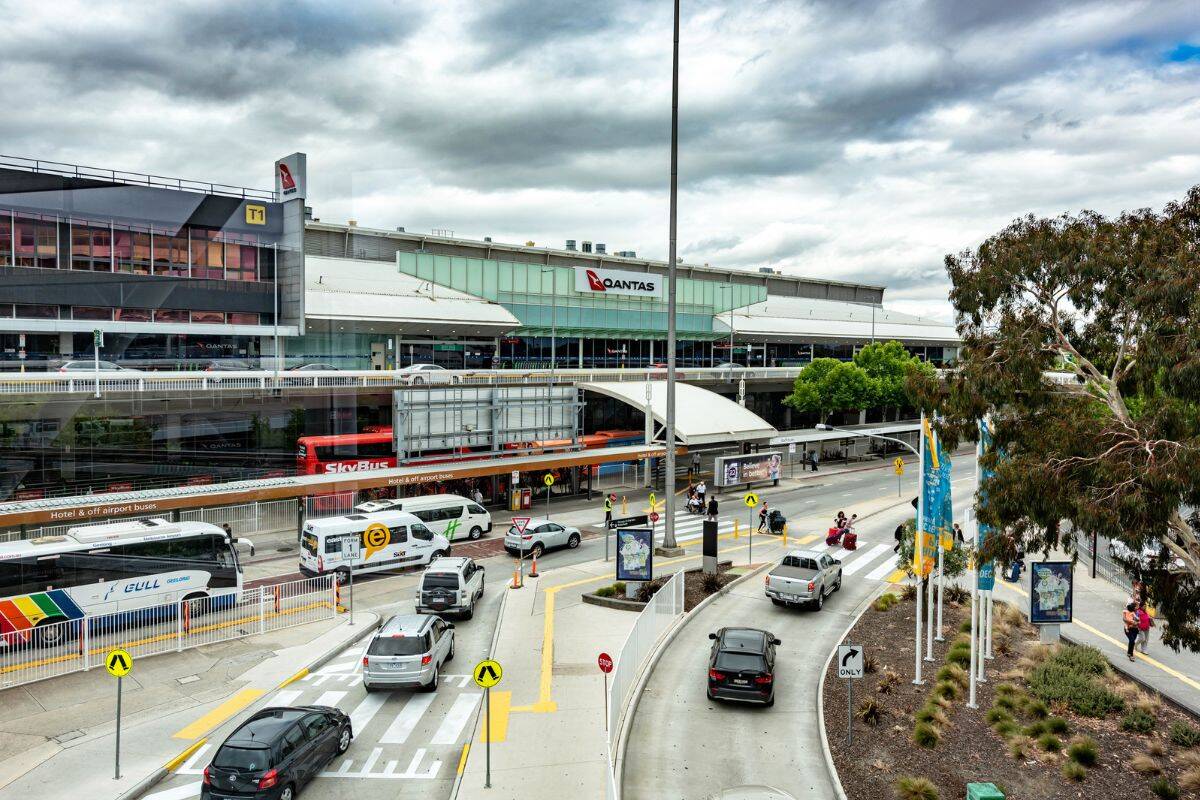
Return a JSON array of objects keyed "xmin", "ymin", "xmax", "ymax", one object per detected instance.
[{"xmin": 764, "ymin": 549, "xmax": 843, "ymax": 611}]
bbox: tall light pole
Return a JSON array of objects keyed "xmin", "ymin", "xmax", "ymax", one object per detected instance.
[
  {"xmin": 541, "ymin": 267, "xmax": 557, "ymax": 445},
  {"xmin": 661, "ymin": 0, "xmax": 681, "ymax": 552}
]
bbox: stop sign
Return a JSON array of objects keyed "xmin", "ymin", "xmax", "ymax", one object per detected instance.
[
  {"xmin": 598, "ymin": 652, "xmax": 614, "ymax": 673},
  {"xmin": 650, "ymin": 511, "xmax": 660, "ymax": 523}
]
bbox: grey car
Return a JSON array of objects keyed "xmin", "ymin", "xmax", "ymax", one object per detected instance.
[{"xmin": 362, "ymin": 614, "xmax": 454, "ymax": 692}]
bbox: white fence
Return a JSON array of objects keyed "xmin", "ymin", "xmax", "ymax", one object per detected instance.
[
  {"xmin": 0, "ymin": 575, "xmax": 336, "ymax": 690},
  {"xmin": 605, "ymin": 570, "xmax": 687, "ymax": 799}
]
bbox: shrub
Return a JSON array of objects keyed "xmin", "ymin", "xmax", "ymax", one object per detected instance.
[
  {"xmin": 900, "ymin": 583, "xmax": 919, "ymax": 601},
  {"xmin": 932, "ymin": 695, "xmax": 953, "ymax": 711},
  {"xmin": 916, "ymin": 705, "xmax": 948, "ymax": 727},
  {"xmin": 1008, "ymin": 735, "xmax": 1035, "ymax": 759},
  {"xmin": 936, "ymin": 664, "xmax": 968, "ymax": 688},
  {"xmin": 945, "ymin": 646, "xmax": 971, "ymax": 668},
  {"xmin": 985, "ymin": 708, "xmax": 1012, "ymax": 725},
  {"xmin": 636, "ymin": 577, "xmax": 667, "ymax": 602},
  {"xmin": 994, "ymin": 694, "xmax": 1019, "ymax": 712},
  {"xmin": 1062, "ymin": 761, "xmax": 1087, "ymax": 782},
  {"xmin": 913, "ymin": 722, "xmax": 941, "ymax": 748},
  {"xmin": 993, "ymin": 720, "xmax": 1019, "ymax": 739},
  {"xmin": 1023, "ymin": 698, "xmax": 1050, "ymax": 719},
  {"xmin": 1054, "ymin": 645, "xmax": 1109, "ymax": 676},
  {"xmin": 1067, "ymin": 736, "xmax": 1099, "ymax": 767},
  {"xmin": 874, "ymin": 593, "xmax": 899, "ymax": 611},
  {"xmin": 894, "ymin": 775, "xmax": 939, "ymax": 800},
  {"xmin": 959, "ymin": 618, "xmax": 973, "ymax": 633},
  {"xmin": 1179, "ymin": 768, "xmax": 1200, "ymax": 791},
  {"xmin": 700, "ymin": 571, "xmax": 723, "ymax": 594},
  {"xmin": 1027, "ymin": 651, "xmax": 1124, "ymax": 718},
  {"xmin": 1023, "ymin": 720, "xmax": 1047, "ymax": 737},
  {"xmin": 1038, "ymin": 733, "xmax": 1062, "ymax": 752},
  {"xmin": 858, "ymin": 698, "xmax": 886, "ymax": 726},
  {"xmin": 933, "ymin": 680, "xmax": 958, "ymax": 700},
  {"xmin": 1132, "ymin": 754, "xmax": 1162, "ymax": 774},
  {"xmin": 1122, "ymin": 708, "xmax": 1156, "ymax": 734},
  {"xmin": 1045, "ymin": 717, "xmax": 1070, "ymax": 735},
  {"xmin": 945, "ymin": 584, "xmax": 970, "ymax": 604},
  {"xmin": 1169, "ymin": 721, "xmax": 1200, "ymax": 748},
  {"xmin": 877, "ymin": 670, "xmax": 900, "ymax": 694},
  {"xmin": 613, "ymin": 582, "xmax": 626, "ymax": 594},
  {"xmin": 594, "ymin": 586, "xmax": 616, "ymax": 598},
  {"xmin": 1150, "ymin": 778, "xmax": 1180, "ymax": 800},
  {"xmin": 864, "ymin": 654, "xmax": 879, "ymax": 674}
]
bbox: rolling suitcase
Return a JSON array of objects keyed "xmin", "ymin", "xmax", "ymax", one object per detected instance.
[
  {"xmin": 826, "ymin": 527, "xmax": 843, "ymax": 546},
  {"xmin": 843, "ymin": 531, "xmax": 858, "ymax": 550}
]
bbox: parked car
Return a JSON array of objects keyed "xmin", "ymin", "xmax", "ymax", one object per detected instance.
[
  {"xmin": 764, "ymin": 549, "xmax": 842, "ymax": 610},
  {"xmin": 706, "ymin": 627, "xmax": 780, "ymax": 706},
  {"xmin": 1108, "ymin": 537, "xmax": 1185, "ymax": 571},
  {"xmin": 55, "ymin": 360, "xmax": 137, "ymax": 373},
  {"xmin": 201, "ymin": 705, "xmax": 352, "ymax": 800},
  {"xmin": 397, "ymin": 363, "xmax": 457, "ymax": 384},
  {"xmin": 288, "ymin": 363, "xmax": 338, "ymax": 371},
  {"xmin": 361, "ymin": 613, "xmax": 454, "ymax": 692},
  {"xmin": 204, "ymin": 359, "xmax": 254, "ymax": 371},
  {"xmin": 415, "ymin": 557, "xmax": 485, "ymax": 619},
  {"xmin": 503, "ymin": 517, "xmax": 582, "ymax": 558}
]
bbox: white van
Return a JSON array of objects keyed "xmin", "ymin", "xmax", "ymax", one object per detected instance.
[
  {"xmin": 299, "ymin": 510, "xmax": 451, "ymax": 583},
  {"xmin": 354, "ymin": 494, "xmax": 491, "ymax": 542}
]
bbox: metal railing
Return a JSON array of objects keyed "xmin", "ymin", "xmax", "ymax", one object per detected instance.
[
  {"xmin": 605, "ymin": 570, "xmax": 686, "ymax": 798},
  {"xmin": 0, "ymin": 366, "xmax": 803, "ymax": 397},
  {"xmin": 0, "ymin": 575, "xmax": 335, "ymax": 690},
  {"xmin": 1075, "ymin": 534, "xmax": 1134, "ymax": 593},
  {"xmin": 0, "ymin": 154, "xmax": 277, "ymax": 201}
]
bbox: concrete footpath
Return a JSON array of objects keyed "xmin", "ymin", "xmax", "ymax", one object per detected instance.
[
  {"xmin": 995, "ymin": 558, "xmax": 1200, "ymax": 716},
  {"xmin": 0, "ymin": 610, "xmax": 378, "ymax": 800}
]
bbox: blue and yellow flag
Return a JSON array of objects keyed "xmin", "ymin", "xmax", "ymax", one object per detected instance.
[
  {"xmin": 914, "ymin": 415, "xmax": 953, "ymax": 576},
  {"xmin": 976, "ymin": 417, "xmax": 997, "ymax": 591}
]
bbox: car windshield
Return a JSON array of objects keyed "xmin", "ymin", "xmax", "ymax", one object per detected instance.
[
  {"xmin": 715, "ymin": 652, "xmax": 767, "ymax": 672},
  {"xmin": 422, "ymin": 574, "xmax": 458, "ymax": 590},
  {"xmin": 213, "ymin": 745, "xmax": 272, "ymax": 771},
  {"xmin": 368, "ymin": 634, "xmax": 431, "ymax": 656}
]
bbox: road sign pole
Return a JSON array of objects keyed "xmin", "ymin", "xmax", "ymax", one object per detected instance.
[
  {"xmin": 485, "ymin": 686, "xmax": 491, "ymax": 788},
  {"xmin": 114, "ymin": 675, "xmax": 122, "ymax": 780},
  {"xmin": 847, "ymin": 672, "xmax": 852, "ymax": 746},
  {"xmin": 603, "ymin": 673, "xmax": 609, "ymax": 731},
  {"xmin": 748, "ymin": 507, "xmax": 753, "ymax": 566}
]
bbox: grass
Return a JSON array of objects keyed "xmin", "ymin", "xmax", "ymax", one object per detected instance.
[
  {"xmin": 1132, "ymin": 754, "xmax": 1162, "ymax": 774},
  {"xmin": 1038, "ymin": 733, "xmax": 1063, "ymax": 752},
  {"xmin": 1122, "ymin": 708, "xmax": 1157, "ymax": 734},
  {"xmin": 877, "ymin": 670, "xmax": 900, "ymax": 694},
  {"xmin": 1150, "ymin": 778, "xmax": 1180, "ymax": 800},
  {"xmin": 959, "ymin": 618, "xmax": 973, "ymax": 633},
  {"xmin": 1066, "ymin": 736, "xmax": 1099, "ymax": 767},
  {"xmin": 594, "ymin": 586, "xmax": 616, "ymax": 598},
  {"xmin": 874, "ymin": 593, "xmax": 900, "ymax": 611},
  {"xmin": 1169, "ymin": 721, "xmax": 1200, "ymax": 748},
  {"xmin": 1062, "ymin": 761, "xmax": 1087, "ymax": 782},
  {"xmin": 993, "ymin": 720, "xmax": 1019, "ymax": 739},
  {"xmin": 1148, "ymin": 740, "xmax": 1168, "ymax": 757},
  {"xmin": 1022, "ymin": 698, "xmax": 1050, "ymax": 719},
  {"xmin": 1045, "ymin": 717, "xmax": 1070, "ymax": 735},
  {"xmin": 915, "ymin": 705, "xmax": 949, "ymax": 727},
  {"xmin": 858, "ymin": 698, "xmax": 886, "ymax": 726},
  {"xmin": 1023, "ymin": 721, "xmax": 1047, "ymax": 737},
  {"xmin": 985, "ymin": 708, "xmax": 1012, "ymax": 725},
  {"xmin": 894, "ymin": 775, "xmax": 939, "ymax": 800},
  {"xmin": 1179, "ymin": 768, "xmax": 1200, "ymax": 791},
  {"xmin": 935, "ymin": 663, "xmax": 968, "ymax": 689},
  {"xmin": 1178, "ymin": 750, "xmax": 1200, "ymax": 769},
  {"xmin": 912, "ymin": 722, "xmax": 941, "ymax": 748},
  {"xmin": 945, "ymin": 645, "xmax": 971, "ymax": 668},
  {"xmin": 993, "ymin": 694, "xmax": 1019, "ymax": 712},
  {"xmin": 995, "ymin": 683, "xmax": 1018, "ymax": 696},
  {"xmin": 1008, "ymin": 735, "xmax": 1035, "ymax": 759},
  {"xmin": 864, "ymin": 654, "xmax": 879, "ymax": 674},
  {"xmin": 932, "ymin": 680, "xmax": 959, "ymax": 701}
]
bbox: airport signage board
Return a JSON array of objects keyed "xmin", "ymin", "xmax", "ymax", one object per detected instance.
[
  {"xmin": 573, "ymin": 266, "xmax": 663, "ymax": 299},
  {"xmin": 715, "ymin": 452, "xmax": 783, "ymax": 487}
]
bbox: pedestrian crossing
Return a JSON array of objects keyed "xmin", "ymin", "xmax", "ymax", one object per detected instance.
[{"xmin": 653, "ymin": 514, "xmax": 906, "ymax": 583}]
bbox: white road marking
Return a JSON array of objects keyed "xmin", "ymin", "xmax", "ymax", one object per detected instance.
[
  {"xmin": 142, "ymin": 782, "xmax": 201, "ymax": 800},
  {"xmin": 314, "ymin": 690, "xmax": 346, "ymax": 708},
  {"xmin": 177, "ymin": 742, "xmax": 211, "ymax": 774},
  {"xmin": 320, "ymin": 660, "xmax": 359, "ymax": 674},
  {"xmin": 431, "ymin": 693, "xmax": 480, "ymax": 745},
  {"xmin": 842, "ymin": 544, "xmax": 892, "ymax": 575},
  {"xmin": 349, "ymin": 692, "xmax": 388, "ymax": 733},
  {"xmin": 866, "ymin": 558, "xmax": 900, "ymax": 581},
  {"xmin": 380, "ymin": 693, "xmax": 436, "ymax": 744},
  {"xmin": 273, "ymin": 689, "xmax": 303, "ymax": 707}
]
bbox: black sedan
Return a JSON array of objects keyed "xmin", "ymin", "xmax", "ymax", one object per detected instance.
[
  {"xmin": 202, "ymin": 706, "xmax": 352, "ymax": 800},
  {"xmin": 706, "ymin": 627, "xmax": 780, "ymax": 707}
]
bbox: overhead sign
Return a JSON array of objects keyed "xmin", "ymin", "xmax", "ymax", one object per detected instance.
[
  {"xmin": 717, "ymin": 452, "xmax": 783, "ymax": 487},
  {"xmin": 608, "ymin": 514, "xmax": 648, "ymax": 530},
  {"xmin": 597, "ymin": 652, "xmax": 614, "ymax": 674},
  {"xmin": 274, "ymin": 152, "xmax": 307, "ymax": 200},
  {"xmin": 473, "ymin": 659, "xmax": 503, "ymax": 688},
  {"xmin": 573, "ymin": 266, "xmax": 663, "ymax": 299},
  {"xmin": 744, "ymin": 492, "xmax": 759, "ymax": 508},
  {"xmin": 106, "ymin": 649, "xmax": 133, "ymax": 678},
  {"xmin": 837, "ymin": 644, "xmax": 864, "ymax": 679},
  {"xmin": 511, "ymin": 516, "xmax": 531, "ymax": 535}
]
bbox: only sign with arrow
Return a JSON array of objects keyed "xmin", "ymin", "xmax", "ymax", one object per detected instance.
[{"xmin": 837, "ymin": 644, "xmax": 864, "ymax": 679}]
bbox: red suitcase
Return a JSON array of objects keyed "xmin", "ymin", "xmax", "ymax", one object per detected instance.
[
  {"xmin": 826, "ymin": 528, "xmax": 843, "ymax": 546},
  {"xmin": 843, "ymin": 531, "xmax": 858, "ymax": 550}
]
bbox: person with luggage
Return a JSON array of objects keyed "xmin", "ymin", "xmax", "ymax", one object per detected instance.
[{"xmin": 758, "ymin": 502, "xmax": 770, "ymax": 532}]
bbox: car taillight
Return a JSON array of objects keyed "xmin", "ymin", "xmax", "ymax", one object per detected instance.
[
  {"xmin": 258, "ymin": 768, "xmax": 279, "ymax": 790},
  {"xmin": 708, "ymin": 668, "xmax": 725, "ymax": 680},
  {"xmin": 755, "ymin": 674, "xmax": 773, "ymax": 685},
  {"xmin": 807, "ymin": 581, "xmax": 815, "ymax": 592},
  {"xmin": 362, "ymin": 656, "xmax": 369, "ymax": 667},
  {"xmin": 203, "ymin": 766, "xmax": 210, "ymax": 785},
  {"xmin": 421, "ymin": 654, "xmax": 432, "ymax": 665},
  {"xmin": 522, "ymin": 534, "xmax": 532, "ymax": 540}
]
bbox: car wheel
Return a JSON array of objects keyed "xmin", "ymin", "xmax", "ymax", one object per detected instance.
[
  {"xmin": 337, "ymin": 725, "xmax": 351, "ymax": 754},
  {"xmin": 814, "ymin": 591, "xmax": 824, "ymax": 611},
  {"xmin": 33, "ymin": 619, "xmax": 66, "ymax": 648},
  {"xmin": 707, "ymin": 688, "xmax": 715, "ymax": 701},
  {"xmin": 364, "ymin": 682, "xmax": 375, "ymax": 692},
  {"xmin": 531, "ymin": 543, "xmax": 545, "ymax": 559},
  {"xmin": 770, "ymin": 598, "xmax": 782, "ymax": 607},
  {"xmin": 447, "ymin": 638, "xmax": 456, "ymax": 661},
  {"xmin": 469, "ymin": 526, "xmax": 483, "ymax": 540},
  {"xmin": 279, "ymin": 784, "xmax": 295, "ymax": 800},
  {"xmin": 567, "ymin": 533, "xmax": 581, "ymax": 549},
  {"xmin": 425, "ymin": 664, "xmax": 440, "ymax": 692},
  {"xmin": 412, "ymin": 376, "xmax": 426, "ymax": 385},
  {"xmin": 764, "ymin": 692, "xmax": 775, "ymax": 708},
  {"xmin": 835, "ymin": 575, "xmax": 843, "ymax": 592},
  {"xmin": 461, "ymin": 604, "xmax": 473, "ymax": 622},
  {"xmin": 431, "ymin": 550, "xmax": 448, "ymax": 562}
]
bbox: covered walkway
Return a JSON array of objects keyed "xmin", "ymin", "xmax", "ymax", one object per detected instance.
[{"xmin": 579, "ymin": 380, "xmax": 777, "ymax": 446}]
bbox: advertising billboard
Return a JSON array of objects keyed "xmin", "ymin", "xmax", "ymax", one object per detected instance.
[
  {"xmin": 615, "ymin": 528, "xmax": 654, "ymax": 582},
  {"xmin": 1030, "ymin": 561, "xmax": 1073, "ymax": 624},
  {"xmin": 573, "ymin": 266, "xmax": 663, "ymax": 299},
  {"xmin": 715, "ymin": 452, "xmax": 783, "ymax": 487}
]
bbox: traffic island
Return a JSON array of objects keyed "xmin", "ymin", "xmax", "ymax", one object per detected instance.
[{"xmin": 822, "ymin": 587, "xmax": 1200, "ymax": 800}]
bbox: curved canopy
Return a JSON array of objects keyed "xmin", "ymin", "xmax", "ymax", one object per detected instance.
[{"xmin": 580, "ymin": 381, "xmax": 777, "ymax": 446}]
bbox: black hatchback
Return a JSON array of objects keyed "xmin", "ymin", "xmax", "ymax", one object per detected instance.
[
  {"xmin": 202, "ymin": 706, "xmax": 352, "ymax": 800},
  {"xmin": 706, "ymin": 627, "xmax": 781, "ymax": 707}
]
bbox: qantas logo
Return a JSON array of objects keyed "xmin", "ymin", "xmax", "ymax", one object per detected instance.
[
  {"xmin": 586, "ymin": 269, "xmax": 606, "ymax": 291},
  {"xmin": 278, "ymin": 163, "xmax": 297, "ymax": 194},
  {"xmin": 582, "ymin": 268, "xmax": 656, "ymax": 293}
]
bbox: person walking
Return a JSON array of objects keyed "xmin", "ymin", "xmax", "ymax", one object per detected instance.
[
  {"xmin": 1137, "ymin": 602, "xmax": 1155, "ymax": 654},
  {"xmin": 953, "ymin": 522, "xmax": 964, "ymax": 545},
  {"xmin": 603, "ymin": 494, "xmax": 614, "ymax": 528},
  {"xmin": 691, "ymin": 451, "xmax": 701, "ymax": 481},
  {"xmin": 472, "ymin": 487, "xmax": 484, "ymax": 506},
  {"xmin": 706, "ymin": 496, "xmax": 718, "ymax": 522},
  {"xmin": 696, "ymin": 480, "xmax": 706, "ymax": 505},
  {"xmin": 810, "ymin": 450, "xmax": 820, "ymax": 472},
  {"xmin": 758, "ymin": 502, "xmax": 769, "ymax": 532},
  {"xmin": 1123, "ymin": 603, "xmax": 1140, "ymax": 662},
  {"xmin": 893, "ymin": 523, "xmax": 905, "ymax": 553}
]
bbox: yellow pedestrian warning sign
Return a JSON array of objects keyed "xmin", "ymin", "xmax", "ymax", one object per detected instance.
[
  {"xmin": 743, "ymin": 492, "xmax": 759, "ymax": 508},
  {"xmin": 893, "ymin": 457, "xmax": 905, "ymax": 476},
  {"xmin": 106, "ymin": 648, "xmax": 133, "ymax": 678},
  {"xmin": 474, "ymin": 659, "xmax": 503, "ymax": 688},
  {"xmin": 543, "ymin": 473, "xmax": 555, "ymax": 487}
]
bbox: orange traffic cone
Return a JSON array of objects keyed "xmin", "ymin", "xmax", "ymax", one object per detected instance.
[
  {"xmin": 529, "ymin": 555, "xmax": 539, "ymax": 578},
  {"xmin": 511, "ymin": 565, "xmax": 523, "ymax": 589}
]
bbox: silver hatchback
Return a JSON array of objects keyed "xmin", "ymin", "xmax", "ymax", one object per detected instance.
[{"xmin": 362, "ymin": 614, "xmax": 455, "ymax": 692}]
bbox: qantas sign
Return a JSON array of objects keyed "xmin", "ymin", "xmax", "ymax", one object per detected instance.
[{"xmin": 573, "ymin": 266, "xmax": 663, "ymax": 298}]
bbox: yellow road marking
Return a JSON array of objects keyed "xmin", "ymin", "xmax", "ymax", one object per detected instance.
[
  {"xmin": 173, "ymin": 688, "xmax": 265, "ymax": 740},
  {"xmin": 886, "ymin": 569, "xmax": 908, "ymax": 584},
  {"xmin": 482, "ymin": 690, "xmax": 512, "ymax": 742},
  {"xmin": 999, "ymin": 582, "xmax": 1200, "ymax": 693},
  {"xmin": 165, "ymin": 738, "xmax": 208, "ymax": 771},
  {"xmin": 278, "ymin": 668, "xmax": 308, "ymax": 688},
  {"xmin": 456, "ymin": 743, "xmax": 471, "ymax": 775}
]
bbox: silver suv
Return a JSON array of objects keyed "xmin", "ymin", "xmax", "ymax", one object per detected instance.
[
  {"xmin": 416, "ymin": 557, "xmax": 485, "ymax": 619},
  {"xmin": 362, "ymin": 614, "xmax": 454, "ymax": 692}
]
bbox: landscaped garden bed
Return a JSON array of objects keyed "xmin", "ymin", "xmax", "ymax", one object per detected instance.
[{"xmin": 823, "ymin": 584, "xmax": 1200, "ymax": 800}]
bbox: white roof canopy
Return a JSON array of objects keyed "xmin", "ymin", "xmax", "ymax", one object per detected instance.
[
  {"xmin": 718, "ymin": 296, "xmax": 959, "ymax": 345},
  {"xmin": 580, "ymin": 380, "xmax": 778, "ymax": 446}
]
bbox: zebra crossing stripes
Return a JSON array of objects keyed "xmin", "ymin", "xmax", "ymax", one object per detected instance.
[
  {"xmin": 379, "ymin": 692, "xmax": 437, "ymax": 744},
  {"xmin": 865, "ymin": 557, "xmax": 901, "ymax": 581},
  {"xmin": 841, "ymin": 544, "xmax": 893, "ymax": 575},
  {"xmin": 430, "ymin": 693, "xmax": 480, "ymax": 744},
  {"xmin": 349, "ymin": 691, "xmax": 389, "ymax": 733}
]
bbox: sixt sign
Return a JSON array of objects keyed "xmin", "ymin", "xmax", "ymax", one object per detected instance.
[{"xmin": 573, "ymin": 266, "xmax": 663, "ymax": 299}]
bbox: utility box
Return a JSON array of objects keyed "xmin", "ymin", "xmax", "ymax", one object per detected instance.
[{"xmin": 966, "ymin": 783, "xmax": 1004, "ymax": 800}]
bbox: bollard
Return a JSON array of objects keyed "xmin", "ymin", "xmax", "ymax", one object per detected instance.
[
  {"xmin": 782, "ymin": 523, "xmax": 788, "ymax": 547},
  {"xmin": 273, "ymin": 585, "xmax": 281, "ymax": 614},
  {"xmin": 183, "ymin": 599, "xmax": 192, "ymax": 634},
  {"xmin": 335, "ymin": 583, "xmax": 343, "ymax": 612},
  {"xmin": 734, "ymin": 519, "xmax": 740, "ymax": 539},
  {"xmin": 622, "ymin": 496, "xmax": 628, "ymax": 515}
]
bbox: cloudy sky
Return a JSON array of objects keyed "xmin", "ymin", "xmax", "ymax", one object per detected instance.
[{"xmin": 3, "ymin": 0, "xmax": 1198, "ymax": 320}]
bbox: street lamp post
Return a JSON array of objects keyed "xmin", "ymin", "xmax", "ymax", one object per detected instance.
[{"xmin": 660, "ymin": 0, "xmax": 681, "ymax": 553}]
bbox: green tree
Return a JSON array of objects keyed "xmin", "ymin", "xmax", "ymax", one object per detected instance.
[
  {"xmin": 917, "ymin": 187, "xmax": 1200, "ymax": 650},
  {"xmin": 784, "ymin": 358, "xmax": 872, "ymax": 422},
  {"xmin": 895, "ymin": 519, "xmax": 970, "ymax": 579},
  {"xmin": 854, "ymin": 340, "xmax": 935, "ymax": 416}
]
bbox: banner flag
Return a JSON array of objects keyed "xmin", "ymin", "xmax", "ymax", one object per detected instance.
[{"xmin": 976, "ymin": 417, "xmax": 997, "ymax": 591}]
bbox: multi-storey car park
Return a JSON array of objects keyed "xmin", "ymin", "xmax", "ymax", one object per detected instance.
[{"xmin": 0, "ymin": 153, "xmax": 958, "ymax": 507}]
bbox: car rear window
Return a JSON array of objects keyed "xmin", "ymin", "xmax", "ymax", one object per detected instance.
[
  {"xmin": 721, "ymin": 630, "xmax": 766, "ymax": 650},
  {"xmin": 782, "ymin": 556, "xmax": 818, "ymax": 570},
  {"xmin": 213, "ymin": 745, "xmax": 272, "ymax": 771},
  {"xmin": 422, "ymin": 574, "xmax": 459, "ymax": 590},
  {"xmin": 715, "ymin": 652, "xmax": 767, "ymax": 672},
  {"xmin": 368, "ymin": 634, "xmax": 432, "ymax": 656}
]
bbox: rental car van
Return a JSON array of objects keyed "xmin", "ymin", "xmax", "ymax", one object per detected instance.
[
  {"xmin": 299, "ymin": 510, "xmax": 450, "ymax": 584},
  {"xmin": 354, "ymin": 494, "xmax": 491, "ymax": 541}
]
